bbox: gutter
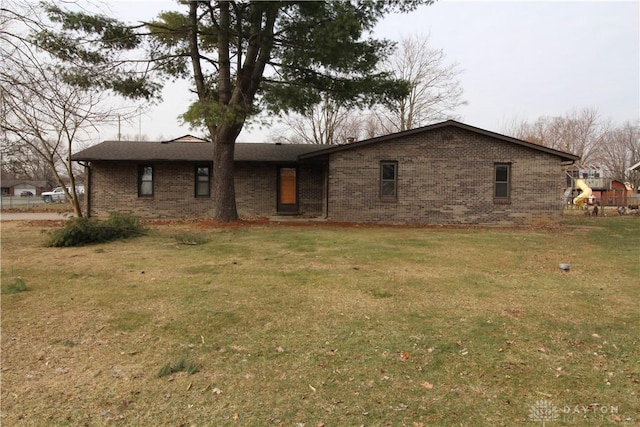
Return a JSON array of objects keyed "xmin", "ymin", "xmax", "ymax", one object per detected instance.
[{"xmin": 77, "ymin": 161, "xmax": 91, "ymax": 218}]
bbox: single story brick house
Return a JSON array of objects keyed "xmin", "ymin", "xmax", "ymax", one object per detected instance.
[{"xmin": 71, "ymin": 120, "xmax": 579, "ymax": 225}]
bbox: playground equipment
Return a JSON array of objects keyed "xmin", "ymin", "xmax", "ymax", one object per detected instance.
[{"xmin": 573, "ymin": 179, "xmax": 593, "ymax": 208}]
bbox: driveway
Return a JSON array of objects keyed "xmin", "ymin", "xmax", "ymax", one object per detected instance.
[{"xmin": 0, "ymin": 212, "xmax": 75, "ymax": 221}]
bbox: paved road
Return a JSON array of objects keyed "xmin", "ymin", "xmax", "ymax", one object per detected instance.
[{"xmin": 0, "ymin": 212, "xmax": 75, "ymax": 221}]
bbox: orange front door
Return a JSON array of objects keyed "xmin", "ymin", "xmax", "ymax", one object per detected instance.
[{"xmin": 278, "ymin": 167, "xmax": 297, "ymax": 212}]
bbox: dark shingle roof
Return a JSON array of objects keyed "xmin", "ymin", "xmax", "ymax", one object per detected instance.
[
  {"xmin": 299, "ymin": 120, "xmax": 580, "ymax": 162},
  {"xmin": 72, "ymin": 121, "xmax": 581, "ymax": 164},
  {"xmin": 71, "ymin": 141, "xmax": 326, "ymax": 163}
]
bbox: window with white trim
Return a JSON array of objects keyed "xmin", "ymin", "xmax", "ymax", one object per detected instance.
[
  {"xmin": 380, "ymin": 161, "xmax": 398, "ymax": 199},
  {"xmin": 138, "ymin": 165, "xmax": 153, "ymax": 197},
  {"xmin": 195, "ymin": 165, "xmax": 211, "ymax": 197},
  {"xmin": 494, "ymin": 163, "xmax": 510, "ymax": 201}
]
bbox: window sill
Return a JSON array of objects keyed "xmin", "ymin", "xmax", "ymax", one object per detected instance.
[
  {"xmin": 493, "ymin": 198, "xmax": 511, "ymax": 205},
  {"xmin": 380, "ymin": 196, "xmax": 397, "ymax": 203}
]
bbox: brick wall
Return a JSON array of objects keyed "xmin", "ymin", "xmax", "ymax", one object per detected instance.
[
  {"xmin": 87, "ymin": 161, "xmax": 324, "ymax": 219},
  {"xmin": 298, "ymin": 164, "xmax": 324, "ymax": 216},
  {"xmin": 86, "ymin": 126, "xmax": 568, "ymax": 225},
  {"xmin": 234, "ymin": 163, "xmax": 276, "ymax": 217},
  {"xmin": 88, "ymin": 162, "xmax": 216, "ymax": 218},
  {"xmin": 325, "ymin": 127, "xmax": 566, "ymax": 225}
]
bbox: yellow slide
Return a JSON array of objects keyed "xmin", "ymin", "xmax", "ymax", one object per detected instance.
[{"xmin": 573, "ymin": 179, "xmax": 592, "ymax": 208}]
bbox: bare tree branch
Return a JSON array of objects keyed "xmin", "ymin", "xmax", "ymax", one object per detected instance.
[
  {"xmin": 505, "ymin": 108, "xmax": 640, "ymax": 190},
  {"xmin": 0, "ymin": 1, "xmax": 139, "ymax": 216},
  {"xmin": 375, "ymin": 33, "xmax": 466, "ymax": 132}
]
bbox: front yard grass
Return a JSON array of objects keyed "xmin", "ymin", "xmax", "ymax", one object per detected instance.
[{"xmin": 1, "ymin": 217, "xmax": 638, "ymax": 426}]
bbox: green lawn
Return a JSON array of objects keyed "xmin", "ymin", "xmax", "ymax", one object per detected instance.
[{"xmin": 1, "ymin": 217, "xmax": 638, "ymax": 426}]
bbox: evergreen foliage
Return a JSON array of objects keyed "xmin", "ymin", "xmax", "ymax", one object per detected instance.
[
  {"xmin": 34, "ymin": 1, "xmax": 433, "ymax": 221},
  {"xmin": 46, "ymin": 214, "xmax": 145, "ymax": 247}
]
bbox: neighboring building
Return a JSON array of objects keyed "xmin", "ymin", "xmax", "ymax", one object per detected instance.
[
  {"xmin": 568, "ymin": 168, "xmax": 611, "ymax": 192},
  {"xmin": 0, "ymin": 179, "xmax": 47, "ymax": 196},
  {"xmin": 565, "ymin": 163, "xmax": 640, "ymax": 206},
  {"xmin": 71, "ymin": 120, "xmax": 580, "ymax": 225},
  {"xmin": 595, "ymin": 180, "xmax": 631, "ymax": 207}
]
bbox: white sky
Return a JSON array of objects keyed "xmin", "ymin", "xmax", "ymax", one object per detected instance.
[{"xmin": 104, "ymin": 0, "xmax": 639, "ymax": 142}]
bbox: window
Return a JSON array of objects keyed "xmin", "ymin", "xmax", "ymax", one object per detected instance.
[
  {"xmin": 494, "ymin": 163, "xmax": 510, "ymax": 200},
  {"xmin": 195, "ymin": 166, "xmax": 211, "ymax": 197},
  {"xmin": 380, "ymin": 161, "xmax": 398, "ymax": 198},
  {"xmin": 138, "ymin": 165, "xmax": 153, "ymax": 197}
]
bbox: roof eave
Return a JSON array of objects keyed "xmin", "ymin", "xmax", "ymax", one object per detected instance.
[{"xmin": 299, "ymin": 120, "xmax": 581, "ymax": 162}]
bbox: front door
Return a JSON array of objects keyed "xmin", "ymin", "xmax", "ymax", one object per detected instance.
[{"xmin": 277, "ymin": 167, "xmax": 298, "ymax": 213}]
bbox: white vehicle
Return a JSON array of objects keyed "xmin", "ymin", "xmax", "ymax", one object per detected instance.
[
  {"xmin": 41, "ymin": 187, "xmax": 67, "ymax": 203},
  {"xmin": 42, "ymin": 185, "xmax": 85, "ymax": 203}
]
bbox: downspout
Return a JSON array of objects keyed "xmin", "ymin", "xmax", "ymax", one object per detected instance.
[
  {"xmin": 562, "ymin": 160, "xmax": 577, "ymax": 207},
  {"xmin": 563, "ymin": 160, "xmax": 577, "ymax": 185},
  {"xmin": 78, "ymin": 161, "xmax": 91, "ymax": 218},
  {"xmin": 324, "ymin": 162, "xmax": 329, "ymax": 219}
]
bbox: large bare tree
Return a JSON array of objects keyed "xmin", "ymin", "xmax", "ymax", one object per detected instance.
[
  {"xmin": 0, "ymin": 139, "xmax": 60, "ymax": 185},
  {"xmin": 506, "ymin": 107, "xmax": 604, "ymax": 169},
  {"xmin": 273, "ymin": 96, "xmax": 378, "ymax": 145},
  {"xmin": 0, "ymin": 2, "xmax": 130, "ymax": 216},
  {"xmin": 374, "ymin": 33, "xmax": 466, "ymax": 133},
  {"xmin": 505, "ymin": 109, "xmax": 640, "ymax": 191},
  {"xmin": 276, "ymin": 32, "xmax": 466, "ymax": 145},
  {"xmin": 598, "ymin": 120, "xmax": 640, "ymax": 189}
]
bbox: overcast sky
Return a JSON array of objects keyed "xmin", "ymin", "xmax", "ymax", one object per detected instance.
[{"xmin": 105, "ymin": 0, "xmax": 639, "ymax": 142}]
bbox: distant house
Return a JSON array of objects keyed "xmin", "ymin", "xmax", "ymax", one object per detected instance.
[
  {"xmin": 593, "ymin": 180, "xmax": 631, "ymax": 207},
  {"xmin": 71, "ymin": 120, "xmax": 579, "ymax": 225},
  {"xmin": 0, "ymin": 179, "xmax": 47, "ymax": 196}
]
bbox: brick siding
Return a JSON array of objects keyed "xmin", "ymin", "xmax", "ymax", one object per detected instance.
[
  {"xmin": 88, "ymin": 162, "xmax": 215, "ymax": 218},
  {"xmin": 87, "ymin": 161, "xmax": 324, "ymax": 219},
  {"xmin": 85, "ymin": 127, "xmax": 568, "ymax": 225},
  {"xmin": 298, "ymin": 164, "xmax": 325, "ymax": 216},
  {"xmin": 325, "ymin": 127, "xmax": 566, "ymax": 225},
  {"xmin": 234, "ymin": 163, "xmax": 277, "ymax": 217}
]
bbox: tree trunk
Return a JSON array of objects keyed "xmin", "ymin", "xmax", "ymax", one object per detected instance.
[
  {"xmin": 209, "ymin": 1, "xmax": 240, "ymax": 222},
  {"xmin": 67, "ymin": 145, "xmax": 84, "ymax": 217},
  {"xmin": 212, "ymin": 124, "xmax": 240, "ymax": 222},
  {"xmin": 189, "ymin": 1, "xmax": 276, "ymax": 222},
  {"xmin": 70, "ymin": 194, "xmax": 83, "ymax": 218}
]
